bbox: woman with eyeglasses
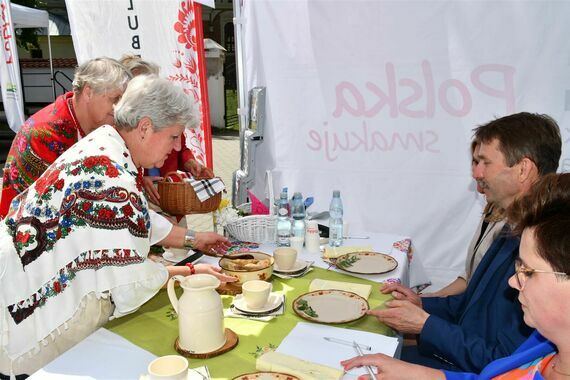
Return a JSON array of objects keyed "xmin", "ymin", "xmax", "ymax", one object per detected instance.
[{"xmin": 341, "ymin": 172, "xmax": 570, "ymax": 379}]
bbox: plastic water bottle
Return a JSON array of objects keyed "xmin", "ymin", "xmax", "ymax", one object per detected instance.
[
  {"xmin": 276, "ymin": 191, "xmax": 292, "ymax": 246},
  {"xmin": 329, "ymin": 190, "xmax": 343, "ymax": 247},
  {"xmin": 291, "ymin": 192, "xmax": 306, "ymax": 247}
]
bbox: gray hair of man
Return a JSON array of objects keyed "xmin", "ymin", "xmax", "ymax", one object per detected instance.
[
  {"xmin": 114, "ymin": 75, "xmax": 200, "ymax": 132},
  {"xmin": 72, "ymin": 57, "xmax": 132, "ymax": 95},
  {"xmin": 119, "ymin": 54, "xmax": 160, "ymax": 76}
]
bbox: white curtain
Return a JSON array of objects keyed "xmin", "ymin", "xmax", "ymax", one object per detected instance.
[{"xmin": 242, "ymin": 0, "xmax": 570, "ymax": 288}]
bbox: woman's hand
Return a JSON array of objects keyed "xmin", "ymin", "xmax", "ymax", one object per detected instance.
[
  {"xmin": 341, "ymin": 353, "xmax": 445, "ymax": 380},
  {"xmin": 184, "ymin": 159, "xmax": 214, "ymax": 179},
  {"xmin": 194, "ymin": 232, "xmax": 231, "ymax": 256},
  {"xmin": 142, "ymin": 176, "xmax": 162, "ymax": 205},
  {"xmin": 195, "ymin": 264, "xmax": 237, "ymax": 283}
]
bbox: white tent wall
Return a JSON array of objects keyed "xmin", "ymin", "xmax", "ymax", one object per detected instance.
[
  {"xmin": 240, "ymin": 1, "xmax": 570, "ymax": 290},
  {"xmin": 11, "ymin": 2, "xmax": 48, "ymax": 28}
]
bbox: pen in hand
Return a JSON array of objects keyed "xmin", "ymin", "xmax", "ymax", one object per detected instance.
[{"xmin": 353, "ymin": 340, "xmax": 378, "ymax": 380}]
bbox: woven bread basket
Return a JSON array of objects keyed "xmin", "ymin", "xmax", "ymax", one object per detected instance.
[
  {"xmin": 157, "ymin": 171, "xmax": 222, "ymax": 216},
  {"xmin": 224, "ymin": 170, "xmax": 276, "ymax": 243},
  {"xmin": 225, "ymin": 214, "xmax": 277, "ymax": 243}
]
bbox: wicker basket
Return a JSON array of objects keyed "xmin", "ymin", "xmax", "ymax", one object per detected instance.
[
  {"xmin": 224, "ymin": 170, "xmax": 276, "ymax": 243},
  {"xmin": 225, "ymin": 214, "xmax": 277, "ymax": 243},
  {"xmin": 157, "ymin": 172, "xmax": 222, "ymax": 216}
]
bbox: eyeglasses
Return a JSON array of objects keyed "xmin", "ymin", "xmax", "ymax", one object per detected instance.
[{"xmin": 514, "ymin": 257, "xmax": 568, "ymax": 289}]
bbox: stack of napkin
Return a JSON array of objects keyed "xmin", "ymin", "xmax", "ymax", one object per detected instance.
[
  {"xmin": 256, "ymin": 351, "xmax": 343, "ymax": 380},
  {"xmin": 323, "ymin": 245, "xmax": 372, "ymax": 259},
  {"xmin": 309, "ymin": 278, "xmax": 373, "ymax": 300}
]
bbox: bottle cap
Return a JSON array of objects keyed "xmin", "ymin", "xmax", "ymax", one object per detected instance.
[{"xmin": 333, "ymin": 190, "xmax": 340, "ymax": 197}]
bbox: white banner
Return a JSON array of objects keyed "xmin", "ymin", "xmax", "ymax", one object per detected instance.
[
  {"xmin": 66, "ymin": 0, "xmax": 208, "ymax": 164},
  {"xmin": 0, "ymin": 0, "xmax": 25, "ymax": 132},
  {"xmin": 243, "ymin": 0, "xmax": 570, "ymax": 288}
]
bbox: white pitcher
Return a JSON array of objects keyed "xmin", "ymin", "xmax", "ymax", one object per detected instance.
[{"xmin": 167, "ymin": 274, "xmax": 226, "ymax": 354}]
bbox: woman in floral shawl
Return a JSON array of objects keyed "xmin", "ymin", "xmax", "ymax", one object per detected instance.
[
  {"xmin": 0, "ymin": 75, "xmax": 235, "ymax": 377},
  {"xmin": 0, "ymin": 57, "xmax": 131, "ymax": 218}
]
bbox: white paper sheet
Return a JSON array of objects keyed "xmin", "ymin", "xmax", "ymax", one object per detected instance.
[
  {"xmin": 29, "ymin": 328, "xmax": 156, "ymax": 379},
  {"xmin": 276, "ymin": 322, "xmax": 399, "ymax": 379}
]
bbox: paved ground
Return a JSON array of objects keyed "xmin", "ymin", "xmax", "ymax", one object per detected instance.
[{"xmin": 186, "ymin": 128, "xmax": 240, "ymax": 232}]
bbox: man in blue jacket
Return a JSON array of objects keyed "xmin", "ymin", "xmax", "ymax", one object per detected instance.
[{"xmin": 371, "ymin": 112, "xmax": 561, "ymax": 372}]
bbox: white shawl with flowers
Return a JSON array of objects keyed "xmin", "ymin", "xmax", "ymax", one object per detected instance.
[{"xmin": 0, "ymin": 125, "xmax": 167, "ymax": 359}]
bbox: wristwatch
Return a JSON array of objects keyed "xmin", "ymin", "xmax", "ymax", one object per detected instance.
[{"xmin": 183, "ymin": 230, "xmax": 196, "ymax": 249}]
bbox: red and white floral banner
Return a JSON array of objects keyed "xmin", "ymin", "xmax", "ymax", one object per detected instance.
[{"xmin": 66, "ymin": 0, "xmax": 210, "ymax": 165}]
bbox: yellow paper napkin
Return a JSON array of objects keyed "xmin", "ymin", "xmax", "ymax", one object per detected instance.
[
  {"xmin": 309, "ymin": 278, "xmax": 372, "ymax": 300},
  {"xmin": 256, "ymin": 351, "xmax": 343, "ymax": 380},
  {"xmin": 323, "ymin": 245, "xmax": 372, "ymax": 259}
]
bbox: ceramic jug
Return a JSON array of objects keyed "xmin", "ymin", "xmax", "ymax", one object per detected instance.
[{"xmin": 167, "ymin": 274, "xmax": 226, "ymax": 354}]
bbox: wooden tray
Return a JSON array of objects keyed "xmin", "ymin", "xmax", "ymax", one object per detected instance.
[
  {"xmin": 174, "ymin": 328, "xmax": 238, "ymax": 359},
  {"xmin": 217, "ymin": 282, "xmax": 242, "ymax": 295}
]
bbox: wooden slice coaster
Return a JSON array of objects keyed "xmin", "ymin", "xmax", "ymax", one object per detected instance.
[
  {"xmin": 217, "ymin": 282, "xmax": 242, "ymax": 295},
  {"xmin": 174, "ymin": 328, "xmax": 239, "ymax": 359}
]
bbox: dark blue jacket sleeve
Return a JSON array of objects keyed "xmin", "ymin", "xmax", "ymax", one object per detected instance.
[
  {"xmin": 422, "ymin": 293, "xmax": 466, "ymax": 322},
  {"xmin": 418, "ymin": 309, "xmax": 530, "ymax": 372}
]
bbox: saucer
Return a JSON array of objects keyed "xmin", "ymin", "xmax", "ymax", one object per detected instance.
[
  {"xmin": 141, "ymin": 370, "xmax": 207, "ymax": 380},
  {"xmin": 163, "ymin": 248, "xmax": 195, "ymax": 263},
  {"xmin": 233, "ymin": 293, "xmax": 283, "ymax": 314},
  {"xmin": 274, "ymin": 260, "xmax": 309, "ymax": 274}
]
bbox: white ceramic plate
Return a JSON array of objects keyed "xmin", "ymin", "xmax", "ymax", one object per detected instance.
[
  {"xmin": 232, "ymin": 372, "xmax": 299, "ymax": 380},
  {"xmin": 233, "ymin": 293, "xmax": 283, "ymax": 314},
  {"xmin": 274, "ymin": 260, "xmax": 309, "ymax": 274},
  {"xmin": 293, "ymin": 290, "xmax": 369, "ymax": 324},
  {"xmin": 162, "ymin": 248, "xmax": 195, "ymax": 263},
  {"xmin": 335, "ymin": 251, "xmax": 398, "ymax": 275}
]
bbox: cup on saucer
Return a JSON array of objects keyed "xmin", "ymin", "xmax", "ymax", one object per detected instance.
[
  {"xmin": 242, "ymin": 280, "xmax": 272, "ymax": 310},
  {"xmin": 147, "ymin": 355, "xmax": 188, "ymax": 380},
  {"xmin": 163, "ymin": 248, "xmax": 190, "ymax": 263},
  {"xmin": 273, "ymin": 247, "xmax": 297, "ymax": 270}
]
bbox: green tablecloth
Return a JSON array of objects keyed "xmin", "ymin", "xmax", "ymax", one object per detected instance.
[{"xmin": 106, "ymin": 267, "xmax": 394, "ymax": 379}]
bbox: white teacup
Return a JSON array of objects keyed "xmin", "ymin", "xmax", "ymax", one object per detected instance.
[
  {"xmin": 273, "ymin": 247, "xmax": 298, "ymax": 270},
  {"xmin": 167, "ymin": 248, "xmax": 188, "ymax": 259},
  {"xmin": 147, "ymin": 355, "xmax": 188, "ymax": 380},
  {"xmin": 242, "ymin": 280, "xmax": 272, "ymax": 310}
]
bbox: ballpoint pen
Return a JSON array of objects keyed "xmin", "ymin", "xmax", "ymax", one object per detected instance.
[
  {"xmin": 353, "ymin": 340, "xmax": 378, "ymax": 380},
  {"xmin": 323, "ymin": 337, "xmax": 372, "ymax": 351}
]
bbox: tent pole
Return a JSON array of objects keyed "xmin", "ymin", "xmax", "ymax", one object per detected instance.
[
  {"xmin": 46, "ymin": 30, "xmax": 55, "ymax": 101},
  {"xmin": 233, "ymin": 0, "xmax": 247, "ymax": 149}
]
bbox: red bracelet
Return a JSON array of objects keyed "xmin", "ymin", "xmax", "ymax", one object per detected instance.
[{"xmin": 185, "ymin": 263, "xmax": 196, "ymax": 275}]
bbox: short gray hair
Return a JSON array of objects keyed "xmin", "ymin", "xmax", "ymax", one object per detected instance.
[
  {"xmin": 72, "ymin": 57, "xmax": 132, "ymax": 95},
  {"xmin": 114, "ymin": 75, "xmax": 200, "ymax": 131},
  {"xmin": 119, "ymin": 54, "xmax": 160, "ymax": 76}
]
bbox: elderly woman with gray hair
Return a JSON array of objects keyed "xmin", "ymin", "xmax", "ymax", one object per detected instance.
[
  {"xmin": 1, "ymin": 57, "xmax": 131, "ymax": 218},
  {"xmin": 0, "ymin": 75, "xmax": 235, "ymax": 378}
]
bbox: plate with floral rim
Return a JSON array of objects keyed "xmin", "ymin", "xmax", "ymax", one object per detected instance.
[
  {"xmin": 292, "ymin": 290, "xmax": 369, "ymax": 324},
  {"xmin": 335, "ymin": 251, "xmax": 397, "ymax": 275}
]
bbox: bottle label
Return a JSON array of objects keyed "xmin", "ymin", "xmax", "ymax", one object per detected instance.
[
  {"xmin": 277, "ymin": 235, "xmax": 290, "ymax": 246},
  {"xmin": 278, "ymin": 207, "xmax": 288, "ymax": 216}
]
